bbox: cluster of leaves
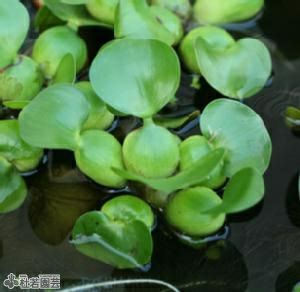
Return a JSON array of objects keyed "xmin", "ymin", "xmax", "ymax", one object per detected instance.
[{"xmin": 0, "ymin": 0, "xmax": 272, "ymax": 270}]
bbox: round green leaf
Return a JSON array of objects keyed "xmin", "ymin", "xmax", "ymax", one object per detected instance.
[
  {"xmin": 0, "ymin": 157, "xmax": 27, "ymax": 213},
  {"xmin": 32, "ymin": 25, "xmax": 87, "ymax": 79},
  {"xmin": 123, "ymin": 121, "xmax": 180, "ymax": 179},
  {"xmin": 19, "ymin": 84, "xmax": 90, "ymax": 150},
  {"xmin": 200, "ymin": 99, "xmax": 272, "ymax": 176},
  {"xmin": 90, "ymin": 38, "xmax": 180, "ymax": 118},
  {"xmin": 115, "ymin": 0, "xmax": 177, "ymax": 46},
  {"xmin": 179, "ymin": 26, "xmax": 234, "ymax": 74},
  {"xmin": 206, "ymin": 167, "xmax": 264, "ymax": 214},
  {"xmin": 165, "ymin": 187, "xmax": 225, "ymax": 237},
  {"xmin": 71, "ymin": 211, "xmax": 153, "ymax": 269},
  {"xmin": 102, "ymin": 195, "xmax": 154, "ymax": 229},
  {"xmin": 0, "ymin": 120, "xmax": 43, "ymax": 172},
  {"xmin": 76, "ymin": 81, "xmax": 114, "ymax": 131},
  {"xmin": 195, "ymin": 36, "xmax": 272, "ymax": 99},
  {"xmin": 0, "ymin": 0, "xmax": 30, "ymax": 68},
  {"xmin": 193, "ymin": 0, "xmax": 264, "ymax": 25},
  {"xmin": 75, "ymin": 130, "xmax": 126, "ymax": 188},
  {"xmin": 0, "ymin": 56, "xmax": 44, "ymax": 102},
  {"xmin": 86, "ymin": 0, "xmax": 118, "ymax": 25}
]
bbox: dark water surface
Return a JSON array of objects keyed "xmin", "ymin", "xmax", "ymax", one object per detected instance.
[{"xmin": 0, "ymin": 0, "xmax": 300, "ymax": 291}]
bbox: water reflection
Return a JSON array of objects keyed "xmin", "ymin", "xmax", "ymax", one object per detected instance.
[
  {"xmin": 113, "ymin": 230, "xmax": 248, "ymax": 292},
  {"xmin": 27, "ymin": 151, "xmax": 102, "ymax": 245}
]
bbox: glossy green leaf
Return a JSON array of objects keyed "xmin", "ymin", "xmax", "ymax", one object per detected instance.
[
  {"xmin": 151, "ymin": 0, "xmax": 192, "ymax": 22},
  {"xmin": 75, "ymin": 82, "xmax": 114, "ymax": 131},
  {"xmin": 102, "ymin": 195, "xmax": 154, "ymax": 229},
  {"xmin": 75, "ymin": 130, "xmax": 126, "ymax": 188},
  {"xmin": 200, "ymin": 99, "xmax": 272, "ymax": 176},
  {"xmin": 71, "ymin": 211, "xmax": 153, "ymax": 269},
  {"xmin": 0, "ymin": 157, "xmax": 27, "ymax": 213},
  {"xmin": 19, "ymin": 84, "xmax": 90, "ymax": 150},
  {"xmin": 165, "ymin": 187, "xmax": 225, "ymax": 236},
  {"xmin": 179, "ymin": 26, "xmax": 235, "ymax": 74},
  {"xmin": 0, "ymin": 120, "xmax": 43, "ymax": 172},
  {"xmin": 0, "ymin": 56, "xmax": 44, "ymax": 102},
  {"xmin": 205, "ymin": 168, "xmax": 264, "ymax": 214},
  {"xmin": 0, "ymin": 0, "xmax": 30, "ymax": 68},
  {"xmin": 195, "ymin": 36, "xmax": 272, "ymax": 99},
  {"xmin": 32, "ymin": 26, "xmax": 87, "ymax": 79},
  {"xmin": 193, "ymin": 0, "xmax": 264, "ymax": 25},
  {"xmin": 44, "ymin": 0, "xmax": 112, "ymax": 28},
  {"xmin": 114, "ymin": 148, "xmax": 225, "ymax": 193},
  {"xmin": 86, "ymin": 0, "xmax": 119, "ymax": 25},
  {"xmin": 122, "ymin": 121, "xmax": 180, "ymax": 179},
  {"xmin": 52, "ymin": 53, "xmax": 76, "ymax": 84},
  {"xmin": 90, "ymin": 38, "xmax": 180, "ymax": 118},
  {"xmin": 115, "ymin": 0, "xmax": 177, "ymax": 46}
]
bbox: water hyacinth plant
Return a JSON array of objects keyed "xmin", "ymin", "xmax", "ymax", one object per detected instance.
[{"xmin": 0, "ymin": 0, "xmax": 275, "ymax": 271}]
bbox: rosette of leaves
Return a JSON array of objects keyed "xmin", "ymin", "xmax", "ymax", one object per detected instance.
[
  {"xmin": 0, "ymin": 120, "xmax": 43, "ymax": 213},
  {"xmin": 115, "ymin": 0, "xmax": 183, "ymax": 46},
  {"xmin": 193, "ymin": 0, "xmax": 264, "ymax": 25},
  {"xmin": 19, "ymin": 83, "xmax": 125, "ymax": 188},
  {"xmin": 32, "ymin": 25, "xmax": 88, "ymax": 81},
  {"xmin": 71, "ymin": 195, "xmax": 154, "ymax": 269},
  {"xmin": 180, "ymin": 26, "xmax": 272, "ymax": 99}
]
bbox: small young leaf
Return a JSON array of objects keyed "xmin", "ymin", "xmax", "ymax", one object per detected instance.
[
  {"xmin": 115, "ymin": 0, "xmax": 177, "ymax": 46},
  {"xmin": 75, "ymin": 82, "xmax": 114, "ymax": 131},
  {"xmin": 71, "ymin": 211, "xmax": 153, "ymax": 269},
  {"xmin": 205, "ymin": 168, "xmax": 264, "ymax": 214},
  {"xmin": 90, "ymin": 38, "xmax": 180, "ymax": 118},
  {"xmin": 102, "ymin": 195, "xmax": 154, "ymax": 229},
  {"xmin": 165, "ymin": 187, "xmax": 225, "ymax": 236},
  {"xmin": 75, "ymin": 130, "xmax": 126, "ymax": 188},
  {"xmin": 0, "ymin": 56, "xmax": 44, "ymax": 102},
  {"xmin": 200, "ymin": 99, "xmax": 272, "ymax": 176},
  {"xmin": 44, "ymin": 0, "xmax": 112, "ymax": 28},
  {"xmin": 0, "ymin": 157, "xmax": 27, "ymax": 213},
  {"xmin": 0, "ymin": 120, "xmax": 43, "ymax": 172},
  {"xmin": 3, "ymin": 100, "xmax": 30, "ymax": 110},
  {"xmin": 195, "ymin": 36, "xmax": 272, "ymax": 99},
  {"xmin": 52, "ymin": 53, "xmax": 76, "ymax": 84},
  {"xmin": 0, "ymin": 0, "xmax": 30, "ymax": 68},
  {"xmin": 114, "ymin": 148, "xmax": 225, "ymax": 193},
  {"xmin": 32, "ymin": 26, "xmax": 87, "ymax": 79},
  {"xmin": 86, "ymin": 0, "xmax": 119, "ymax": 25},
  {"xmin": 193, "ymin": 0, "xmax": 264, "ymax": 25},
  {"xmin": 285, "ymin": 106, "xmax": 300, "ymax": 132},
  {"xmin": 19, "ymin": 84, "xmax": 90, "ymax": 150}
]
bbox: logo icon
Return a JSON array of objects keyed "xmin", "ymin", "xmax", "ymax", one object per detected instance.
[{"xmin": 3, "ymin": 273, "xmax": 19, "ymax": 290}]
